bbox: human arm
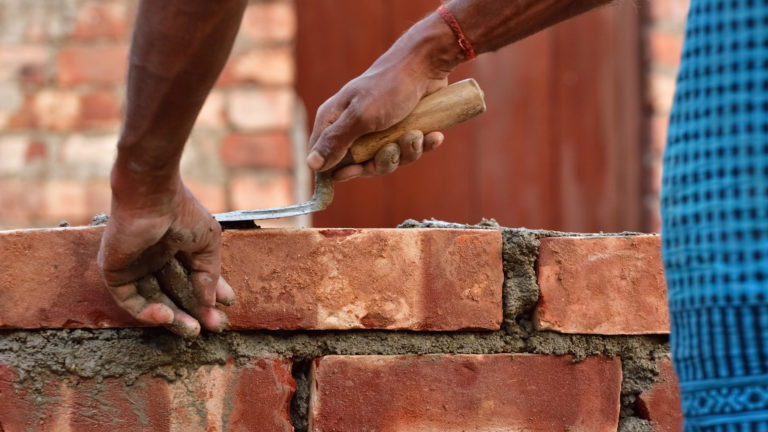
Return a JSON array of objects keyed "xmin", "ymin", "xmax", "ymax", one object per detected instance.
[
  {"xmin": 97, "ymin": 0, "xmax": 246, "ymax": 337},
  {"xmin": 307, "ymin": 0, "xmax": 614, "ymax": 180}
]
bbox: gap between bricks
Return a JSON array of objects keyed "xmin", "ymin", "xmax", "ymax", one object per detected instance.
[{"xmin": 0, "ymin": 219, "xmax": 674, "ymax": 432}]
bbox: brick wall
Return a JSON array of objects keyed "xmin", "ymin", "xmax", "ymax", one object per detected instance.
[
  {"xmin": 645, "ymin": 0, "xmax": 688, "ymax": 232},
  {"xmin": 0, "ymin": 0, "xmax": 305, "ymax": 230},
  {"xmin": 0, "ymin": 222, "xmax": 682, "ymax": 431}
]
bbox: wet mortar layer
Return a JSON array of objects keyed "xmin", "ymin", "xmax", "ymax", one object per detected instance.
[{"xmin": 0, "ymin": 220, "xmax": 668, "ymax": 430}]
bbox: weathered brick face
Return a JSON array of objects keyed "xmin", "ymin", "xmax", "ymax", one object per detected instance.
[
  {"xmin": 0, "ymin": 0, "xmax": 300, "ymax": 230},
  {"xmin": 0, "ymin": 226, "xmax": 682, "ymax": 430}
]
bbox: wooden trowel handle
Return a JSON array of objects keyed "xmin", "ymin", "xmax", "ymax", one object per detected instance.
[{"xmin": 341, "ymin": 78, "xmax": 486, "ymax": 166}]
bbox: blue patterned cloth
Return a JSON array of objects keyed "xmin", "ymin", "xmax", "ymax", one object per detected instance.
[{"xmin": 662, "ymin": 0, "xmax": 768, "ymax": 430}]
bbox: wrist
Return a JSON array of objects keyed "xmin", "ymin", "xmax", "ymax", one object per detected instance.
[
  {"xmin": 398, "ymin": 12, "xmax": 465, "ymax": 79},
  {"xmin": 110, "ymin": 151, "xmax": 183, "ymax": 211}
]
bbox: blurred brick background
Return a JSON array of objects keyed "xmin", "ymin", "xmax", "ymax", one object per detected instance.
[
  {"xmin": 645, "ymin": 0, "xmax": 687, "ymax": 232},
  {"xmin": 0, "ymin": 0, "xmax": 687, "ymax": 232},
  {"xmin": 0, "ymin": 0, "xmax": 306, "ymax": 229}
]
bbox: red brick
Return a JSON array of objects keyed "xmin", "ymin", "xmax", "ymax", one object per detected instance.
[
  {"xmin": 636, "ymin": 360, "xmax": 683, "ymax": 432},
  {"xmin": 69, "ymin": 1, "xmax": 134, "ymax": 41},
  {"xmin": 649, "ymin": 0, "xmax": 690, "ymax": 23},
  {"xmin": 650, "ymin": 30, "xmax": 684, "ymax": 66},
  {"xmin": 240, "ymin": 2, "xmax": 296, "ymax": 44},
  {"xmin": 310, "ymin": 354, "xmax": 622, "ymax": 431},
  {"xmin": 0, "ymin": 45, "xmax": 49, "ymax": 83},
  {"xmin": 56, "ymin": 45, "xmax": 128, "ymax": 87},
  {"xmin": 185, "ymin": 180, "xmax": 227, "ymax": 214},
  {"xmin": 220, "ymin": 132, "xmax": 293, "ymax": 169},
  {"xmin": 80, "ymin": 90, "xmax": 121, "ymax": 129},
  {"xmin": 0, "ymin": 179, "xmax": 44, "ymax": 225},
  {"xmin": 230, "ymin": 172, "xmax": 294, "ymax": 210},
  {"xmin": 535, "ymin": 235, "xmax": 670, "ymax": 334},
  {"xmin": 0, "ymin": 227, "xmax": 503, "ymax": 331},
  {"xmin": 226, "ymin": 47, "xmax": 294, "ymax": 86},
  {"xmin": 227, "ymin": 88, "xmax": 293, "ymax": 131},
  {"xmin": 25, "ymin": 140, "xmax": 47, "ymax": 162},
  {"xmin": 0, "ymin": 357, "xmax": 294, "ymax": 431},
  {"xmin": 33, "ymin": 89, "xmax": 82, "ymax": 131}
]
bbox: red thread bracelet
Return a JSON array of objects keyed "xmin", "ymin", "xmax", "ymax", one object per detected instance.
[{"xmin": 436, "ymin": 4, "xmax": 476, "ymax": 61}]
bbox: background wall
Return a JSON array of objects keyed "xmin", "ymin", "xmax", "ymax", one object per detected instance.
[
  {"xmin": 0, "ymin": 0, "xmax": 304, "ymax": 230},
  {"xmin": 0, "ymin": 0, "xmax": 688, "ymax": 233}
]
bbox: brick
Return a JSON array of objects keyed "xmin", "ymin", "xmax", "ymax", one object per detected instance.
[
  {"xmin": 0, "ymin": 135, "xmax": 27, "ymax": 176},
  {"xmin": 84, "ymin": 180, "xmax": 112, "ymax": 217},
  {"xmin": 185, "ymin": 179, "xmax": 227, "ymax": 214},
  {"xmin": 0, "ymin": 83, "xmax": 23, "ymax": 128},
  {"xmin": 230, "ymin": 172, "xmax": 294, "ymax": 210},
  {"xmin": 0, "ymin": 357, "xmax": 294, "ymax": 431},
  {"xmin": 310, "ymin": 354, "xmax": 622, "ymax": 431},
  {"xmin": 59, "ymin": 133, "xmax": 118, "ymax": 178},
  {"xmin": 0, "ymin": 227, "xmax": 503, "ymax": 331},
  {"xmin": 240, "ymin": 2, "xmax": 296, "ymax": 44},
  {"xmin": 0, "ymin": 45, "xmax": 49, "ymax": 83},
  {"xmin": 649, "ymin": 71, "xmax": 677, "ymax": 114},
  {"xmin": 650, "ymin": 30, "xmax": 684, "ymax": 66},
  {"xmin": 649, "ymin": 0, "xmax": 691, "ymax": 24},
  {"xmin": 196, "ymin": 90, "xmax": 225, "ymax": 128},
  {"xmin": 0, "ymin": 179, "xmax": 44, "ymax": 225},
  {"xmin": 41, "ymin": 179, "xmax": 88, "ymax": 221},
  {"xmin": 220, "ymin": 132, "xmax": 293, "ymax": 169},
  {"xmin": 636, "ymin": 360, "xmax": 683, "ymax": 432},
  {"xmin": 33, "ymin": 89, "xmax": 82, "ymax": 131},
  {"xmin": 227, "ymin": 47, "xmax": 294, "ymax": 86},
  {"xmin": 227, "ymin": 88, "xmax": 293, "ymax": 131},
  {"xmin": 535, "ymin": 235, "xmax": 670, "ymax": 334},
  {"xmin": 25, "ymin": 139, "xmax": 47, "ymax": 162},
  {"xmin": 80, "ymin": 90, "xmax": 122, "ymax": 129},
  {"xmin": 69, "ymin": 1, "xmax": 133, "ymax": 41},
  {"xmin": 56, "ymin": 44, "xmax": 128, "ymax": 86},
  {"xmin": 650, "ymin": 113, "xmax": 669, "ymax": 157}
]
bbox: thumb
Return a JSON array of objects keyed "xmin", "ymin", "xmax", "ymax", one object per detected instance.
[{"xmin": 307, "ymin": 102, "xmax": 378, "ymax": 172}]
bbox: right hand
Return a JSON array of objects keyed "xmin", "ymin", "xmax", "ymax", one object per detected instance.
[{"xmin": 306, "ymin": 28, "xmax": 453, "ymax": 181}]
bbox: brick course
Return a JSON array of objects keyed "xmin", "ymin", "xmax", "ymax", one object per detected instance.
[{"xmin": 0, "ymin": 227, "xmax": 503, "ymax": 331}]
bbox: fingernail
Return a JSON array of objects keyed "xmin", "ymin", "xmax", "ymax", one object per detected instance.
[{"xmin": 306, "ymin": 151, "xmax": 324, "ymax": 170}]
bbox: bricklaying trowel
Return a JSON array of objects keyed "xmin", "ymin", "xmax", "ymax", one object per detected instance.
[{"xmin": 214, "ymin": 78, "xmax": 486, "ymax": 226}]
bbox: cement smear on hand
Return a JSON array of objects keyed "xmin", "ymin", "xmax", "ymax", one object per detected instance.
[{"xmin": 0, "ymin": 220, "xmax": 668, "ymax": 427}]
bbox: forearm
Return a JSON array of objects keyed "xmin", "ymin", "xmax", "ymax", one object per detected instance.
[
  {"xmin": 400, "ymin": 0, "xmax": 615, "ymax": 76},
  {"xmin": 113, "ymin": 0, "xmax": 246, "ymax": 207}
]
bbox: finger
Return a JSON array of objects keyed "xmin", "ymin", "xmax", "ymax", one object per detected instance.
[
  {"xmin": 157, "ymin": 258, "xmax": 229, "ymax": 332},
  {"xmin": 308, "ymin": 91, "xmax": 351, "ymax": 151},
  {"xmin": 368, "ymin": 142, "xmax": 400, "ymax": 176},
  {"xmin": 215, "ymin": 277, "xmax": 236, "ymax": 306},
  {"xmin": 107, "ymin": 282, "xmax": 175, "ymax": 326},
  {"xmin": 307, "ymin": 102, "xmax": 379, "ymax": 172},
  {"xmin": 332, "ymin": 164, "xmax": 365, "ymax": 182},
  {"xmin": 136, "ymin": 276, "xmax": 200, "ymax": 338},
  {"xmin": 423, "ymin": 131, "xmax": 444, "ymax": 152},
  {"xmin": 397, "ymin": 130, "xmax": 424, "ymax": 166}
]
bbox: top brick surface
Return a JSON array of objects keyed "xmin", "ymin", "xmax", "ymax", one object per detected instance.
[
  {"xmin": 534, "ymin": 235, "xmax": 670, "ymax": 335},
  {"xmin": 0, "ymin": 227, "xmax": 503, "ymax": 331}
]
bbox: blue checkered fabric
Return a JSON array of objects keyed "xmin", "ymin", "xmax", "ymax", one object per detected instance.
[{"xmin": 661, "ymin": 0, "xmax": 768, "ymax": 430}]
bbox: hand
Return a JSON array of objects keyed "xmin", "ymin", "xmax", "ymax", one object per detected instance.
[
  {"xmin": 97, "ymin": 177, "xmax": 235, "ymax": 337},
  {"xmin": 306, "ymin": 23, "xmax": 454, "ymax": 181}
]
